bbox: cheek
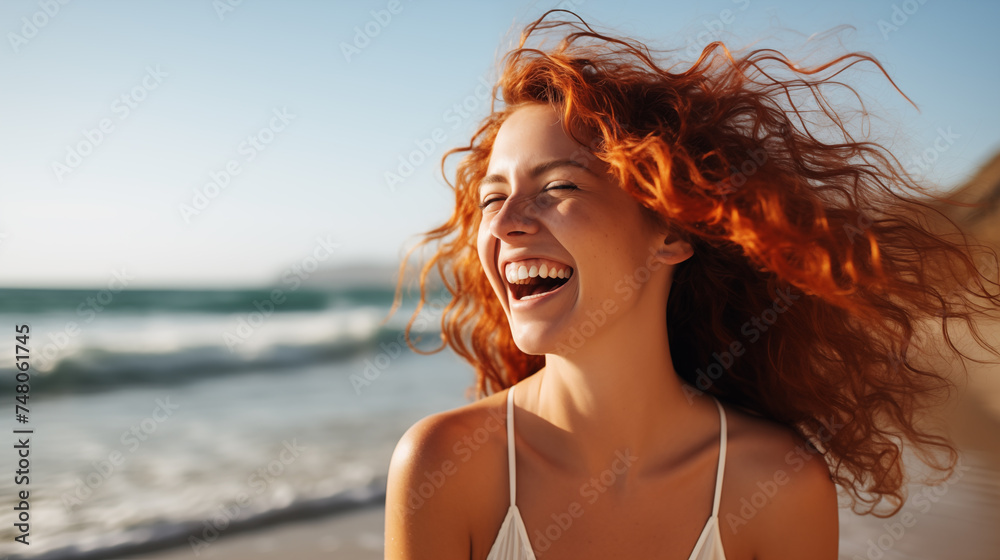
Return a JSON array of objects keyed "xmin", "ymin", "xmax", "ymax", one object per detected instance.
[
  {"xmin": 572, "ymin": 215, "xmax": 648, "ymax": 287},
  {"xmin": 476, "ymin": 223, "xmax": 493, "ymax": 268},
  {"xmin": 477, "ymin": 223, "xmax": 504, "ymax": 295}
]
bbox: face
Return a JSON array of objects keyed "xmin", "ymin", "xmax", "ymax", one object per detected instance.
[{"xmin": 476, "ymin": 103, "xmax": 688, "ymax": 354}]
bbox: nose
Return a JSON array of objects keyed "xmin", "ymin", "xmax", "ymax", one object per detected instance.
[{"xmin": 488, "ymin": 194, "xmax": 540, "ymax": 240}]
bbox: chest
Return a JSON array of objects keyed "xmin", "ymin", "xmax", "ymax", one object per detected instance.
[
  {"xmin": 517, "ymin": 477, "xmax": 717, "ymax": 558},
  {"xmin": 475, "ymin": 451, "xmax": 743, "ymax": 560}
]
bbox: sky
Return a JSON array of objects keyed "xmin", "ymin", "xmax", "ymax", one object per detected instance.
[{"xmin": 1, "ymin": 0, "xmax": 998, "ymax": 289}]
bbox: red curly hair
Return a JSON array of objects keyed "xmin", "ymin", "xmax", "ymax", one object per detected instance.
[{"xmin": 389, "ymin": 10, "xmax": 1000, "ymax": 517}]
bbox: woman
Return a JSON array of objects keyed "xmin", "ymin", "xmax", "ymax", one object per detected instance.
[{"xmin": 384, "ymin": 10, "xmax": 1000, "ymax": 559}]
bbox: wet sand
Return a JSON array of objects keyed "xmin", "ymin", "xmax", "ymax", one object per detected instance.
[
  {"xmin": 118, "ymin": 502, "xmax": 386, "ymax": 560},
  {"xmin": 123, "ymin": 321, "xmax": 1000, "ymax": 560}
]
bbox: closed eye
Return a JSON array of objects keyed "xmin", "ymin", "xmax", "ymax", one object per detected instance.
[
  {"xmin": 546, "ymin": 182, "xmax": 577, "ymax": 192},
  {"xmin": 478, "ymin": 182, "xmax": 577, "ymax": 211},
  {"xmin": 478, "ymin": 197, "xmax": 502, "ymax": 211}
]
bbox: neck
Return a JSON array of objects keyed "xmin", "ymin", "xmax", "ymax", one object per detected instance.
[{"xmin": 525, "ymin": 286, "xmax": 705, "ymax": 480}]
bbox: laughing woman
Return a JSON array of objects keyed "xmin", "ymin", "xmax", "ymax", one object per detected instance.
[{"xmin": 384, "ymin": 10, "xmax": 1000, "ymax": 560}]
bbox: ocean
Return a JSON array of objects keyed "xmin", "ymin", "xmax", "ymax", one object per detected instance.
[
  {"xmin": 0, "ymin": 285, "xmax": 472, "ymax": 559},
  {"xmin": 1, "ymin": 286, "xmax": 998, "ymax": 559}
]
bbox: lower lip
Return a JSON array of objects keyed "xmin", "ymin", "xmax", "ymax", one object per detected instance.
[{"xmin": 508, "ymin": 275, "xmax": 573, "ymax": 310}]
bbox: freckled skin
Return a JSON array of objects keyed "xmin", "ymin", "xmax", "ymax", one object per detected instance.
[
  {"xmin": 475, "ymin": 103, "xmax": 678, "ymax": 355},
  {"xmin": 384, "ymin": 103, "xmax": 839, "ymax": 560}
]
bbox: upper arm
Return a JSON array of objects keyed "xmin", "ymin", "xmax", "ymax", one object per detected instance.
[
  {"xmin": 384, "ymin": 413, "xmax": 471, "ymax": 559},
  {"xmin": 753, "ymin": 442, "xmax": 840, "ymax": 559}
]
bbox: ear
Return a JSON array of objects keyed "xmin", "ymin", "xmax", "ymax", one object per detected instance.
[{"xmin": 650, "ymin": 231, "xmax": 693, "ymax": 266}]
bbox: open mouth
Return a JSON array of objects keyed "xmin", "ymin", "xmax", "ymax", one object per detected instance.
[{"xmin": 504, "ymin": 261, "xmax": 574, "ymax": 301}]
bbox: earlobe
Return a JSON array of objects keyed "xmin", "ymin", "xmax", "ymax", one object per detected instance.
[{"xmin": 651, "ymin": 235, "xmax": 693, "ymax": 266}]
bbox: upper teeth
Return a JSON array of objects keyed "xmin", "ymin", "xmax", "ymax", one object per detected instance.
[{"xmin": 504, "ymin": 261, "xmax": 573, "ymax": 284}]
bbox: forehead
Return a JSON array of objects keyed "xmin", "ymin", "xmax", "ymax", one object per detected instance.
[{"xmin": 487, "ymin": 104, "xmax": 586, "ymax": 169}]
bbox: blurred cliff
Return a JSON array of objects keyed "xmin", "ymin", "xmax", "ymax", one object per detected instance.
[{"xmin": 927, "ymin": 149, "xmax": 1000, "ymax": 464}]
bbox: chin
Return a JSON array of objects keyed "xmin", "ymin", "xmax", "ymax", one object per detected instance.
[{"xmin": 509, "ymin": 323, "xmax": 562, "ymax": 356}]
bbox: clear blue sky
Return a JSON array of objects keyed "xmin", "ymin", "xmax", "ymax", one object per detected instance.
[{"xmin": 2, "ymin": 0, "xmax": 998, "ymax": 289}]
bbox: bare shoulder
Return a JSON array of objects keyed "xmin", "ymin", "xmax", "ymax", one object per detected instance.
[
  {"xmin": 385, "ymin": 389, "xmax": 510, "ymax": 559},
  {"xmin": 719, "ymin": 403, "xmax": 840, "ymax": 560}
]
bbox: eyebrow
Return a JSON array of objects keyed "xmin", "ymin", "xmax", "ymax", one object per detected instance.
[{"xmin": 478, "ymin": 158, "xmax": 598, "ymax": 193}]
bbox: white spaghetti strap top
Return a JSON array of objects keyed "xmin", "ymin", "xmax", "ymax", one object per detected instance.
[
  {"xmin": 485, "ymin": 384, "xmax": 728, "ymax": 560},
  {"xmin": 485, "ymin": 384, "xmax": 537, "ymax": 560}
]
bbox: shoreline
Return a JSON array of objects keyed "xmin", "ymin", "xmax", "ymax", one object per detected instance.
[
  {"xmin": 5, "ymin": 483, "xmax": 387, "ymax": 560},
  {"xmin": 17, "ymin": 321, "xmax": 1000, "ymax": 560},
  {"xmin": 119, "ymin": 502, "xmax": 387, "ymax": 560}
]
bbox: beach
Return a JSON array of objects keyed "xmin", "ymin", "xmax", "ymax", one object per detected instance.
[
  {"xmin": 121, "ymin": 418, "xmax": 1000, "ymax": 560},
  {"xmin": 119, "ymin": 458, "xmax": 1000, "ymax": 560},
  {"xmin": 2, "ymin": 288, "xmax": 998, "ymax": 560},
  {"xmin": 128, "ymin": 331, "xmax": 1000, "ymax": 560},
  {"xmin": 0, "ymin": 286, "xmax": 472, "ymax": 560},
  {"xmin": 119, "ymin": 503, "xmax": 387, "ymax": 560}
]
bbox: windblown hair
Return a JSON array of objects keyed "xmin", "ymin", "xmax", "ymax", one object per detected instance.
[{"xmin": 389, "ymin": 10, "xmax": 1000, "ymax": 516}]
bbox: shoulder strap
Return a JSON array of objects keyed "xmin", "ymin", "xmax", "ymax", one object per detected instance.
[
  {"xmin": 506, "ymin": 384, "xmax": 517, "ymax": 506},
  {"xmin": 711, "ymin": 396, "xmax": 728, "ymax": 517}
]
